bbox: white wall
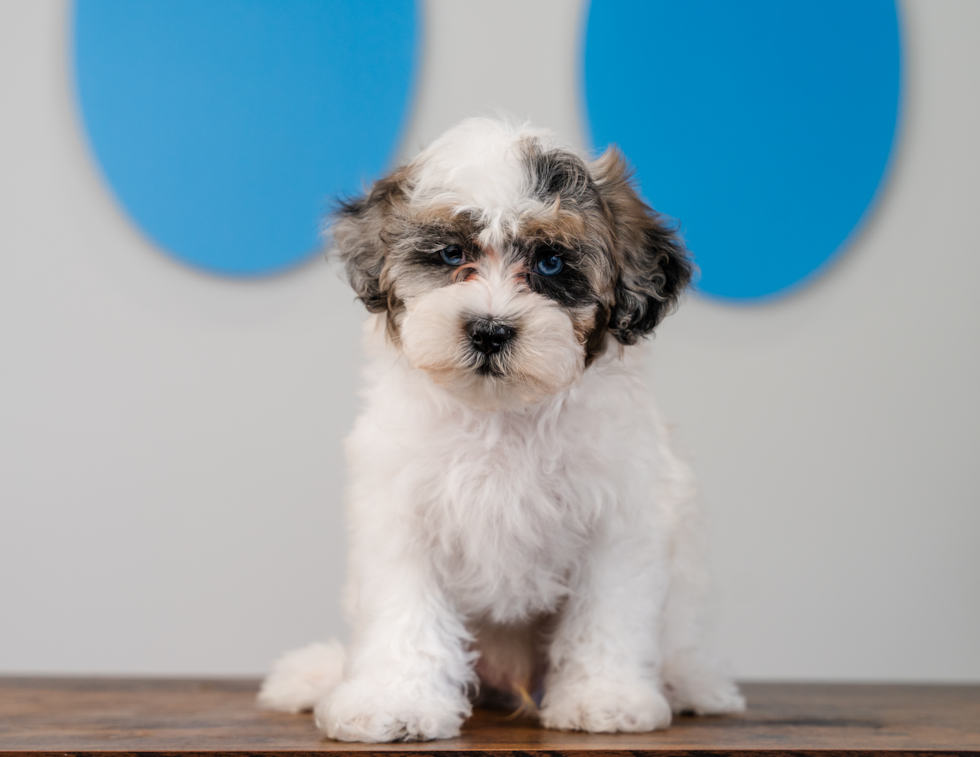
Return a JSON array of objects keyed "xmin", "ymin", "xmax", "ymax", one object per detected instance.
[{"xmin": 0, "ymin": 0, "xmax": 977, "ymax": 681}]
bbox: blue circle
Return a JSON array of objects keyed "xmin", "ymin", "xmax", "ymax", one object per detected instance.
[
  {"xmin": 74, "ymin": 0, "xmax": 418, "ymax": 276},
  {"xmin": 584, "ymin": 1, "xmax": 901, "ymax": 301}
]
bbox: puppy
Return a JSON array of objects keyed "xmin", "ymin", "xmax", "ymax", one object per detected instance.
[{"xmin": 258, "ymin": 118, "xmax": 744, "ymax": 741}]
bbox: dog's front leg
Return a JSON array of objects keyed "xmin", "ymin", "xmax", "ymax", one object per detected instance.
[
  {"xmin": 314, "ymin": 516, "xmax": 474, "ymax": 742},
  {"xmin": 540, "ymin": 523, "xmax": 672, "ymax": 733}
]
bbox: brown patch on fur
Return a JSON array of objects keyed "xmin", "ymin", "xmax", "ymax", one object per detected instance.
[
  {"xmin": 409, "ymin": 204, "xmax": 482, "ymax": 239},
  {"xmin": 452, "ymin": 262, "xmax": 480, "ymax": 284},
  {"xmin": 515, "ymin": 197, "xmax": 617, "ymax": 310},
  {"xmin": 571, "ymin": 305, "xmax": 612, "ymax": 367},
  {"xmin": 385, "ymin": 289, "xmax": 405, "ymax": 346},
  {"xmin": 332, "ymin": 164, "xmax": 414, "ymax": 322},
  {"xmin": 519, "ymin": 207, "xmax": 589, "ymax": 249},
  {"xmin": 379, "ymin": 205, "xmax": 486, "ymax": 336},
  {"xmin": 518, "ymin": 141, "xmax": 623, "ymax": 329},
  {"xmin": 590, "ymin": 147, "xmax": 693, "ymax": 344},
  {"xmin": 585, "ymin": 306, "xmax": 612, "ymax": 365},
  {"xmin": 333, "ymin": 169, "xmax": 491, "ymax": 344},
  {"xmin": 398, "ymin": 205, "xmax": 483, "ymax": 268}
]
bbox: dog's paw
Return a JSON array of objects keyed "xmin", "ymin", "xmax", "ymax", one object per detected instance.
[
  {"xmin": 257, "ymin": 640, "xmax": 346, "ymax": 713},
  {"xmin": 540, "ymin": 677, "xmax": 672, "ymax": 733},
  {"xmin": 670, "ymin": 679, "xmax": 746, "ymax": 716},
  {"xmin": 314, "ymin": 678, "xmax": 468, "ymax": 742},
  {"xmin": 662, "ymin": 650, "xmax": 746, "ymax": 715}
]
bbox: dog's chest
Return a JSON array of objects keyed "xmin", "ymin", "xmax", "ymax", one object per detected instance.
[{"xmin": 415, "ymin": 406, "xmax": 615, "ymax": 620}]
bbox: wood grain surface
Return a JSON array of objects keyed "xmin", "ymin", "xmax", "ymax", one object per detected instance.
[{"xmin": 0, "ymin": 677, "xmax": 978, "ymax": 756}]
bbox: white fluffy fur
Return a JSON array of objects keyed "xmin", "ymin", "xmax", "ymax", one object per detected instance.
[
  {"xmin": 259, "ymin": 118, "xmax": 744, "ymax": 742},
  {"xmin": 410, "ymin": 118, "xmax": 559, "ymax": 249},
  {"xmin": 258, "ymin": 641, "xmax": 346, "ymax": 714},
  {"xmin": 400, "ymin": 254, "xmax": 582, "ymax": 410}
]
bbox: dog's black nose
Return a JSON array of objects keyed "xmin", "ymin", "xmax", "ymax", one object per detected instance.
[{"xmin": 467, "ymin": 320, "xmax": 515, "ymax": 355}]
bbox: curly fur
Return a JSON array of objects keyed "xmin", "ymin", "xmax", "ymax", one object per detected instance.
[{"xmin": 259, "ymin": 119, "xmax": 742, "ymax": 742}]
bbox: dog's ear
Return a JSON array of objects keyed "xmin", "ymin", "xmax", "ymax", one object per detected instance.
[
  {"xmin": 331, "ymin": 168, "xmax": 410, "ymax": 313},
  {"xmin": 591, "ymin": 147, "xmax": 693, "ymax": 345}
]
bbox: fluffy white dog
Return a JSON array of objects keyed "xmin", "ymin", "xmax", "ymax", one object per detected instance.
[{"xmin": 258, "ymin": 118, "xmax": 744, "ymax": 741}]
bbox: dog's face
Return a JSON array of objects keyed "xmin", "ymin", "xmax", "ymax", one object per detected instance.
[{"xmin": 332, "ymin": 119, "xmax": 692, "ymax": 410}]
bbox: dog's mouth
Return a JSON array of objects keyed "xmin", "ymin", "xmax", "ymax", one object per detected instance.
[{"xmin": 473, "ymin": 356, "xmax": 506, "ymax": 378}]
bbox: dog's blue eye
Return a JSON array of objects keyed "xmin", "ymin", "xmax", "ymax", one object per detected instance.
[
  {"xmin": 439, "ymin": 245, "xmax": 465, "ymax": 266},
  {"xmin": 535, "ymin": 254, "xmax": 563, "ymax": 276}
]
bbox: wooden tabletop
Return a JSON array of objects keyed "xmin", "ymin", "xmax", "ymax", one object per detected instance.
[{"xmin": 0, "ymin": 677, "xmax": 977, "ymax": 755}]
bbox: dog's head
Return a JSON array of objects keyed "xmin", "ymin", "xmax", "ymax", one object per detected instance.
[{"xmin": 332, "ymin": 118, "xmax": 692, "ymax": 410}]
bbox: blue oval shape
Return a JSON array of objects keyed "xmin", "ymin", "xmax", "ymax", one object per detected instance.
[
  {"xmin": 74, "ymin": 0, "xmax": 418, "ymax": 276},
  {"xmin": 584, "ymin": 0, "xmax": 901, "ymax": 301}
]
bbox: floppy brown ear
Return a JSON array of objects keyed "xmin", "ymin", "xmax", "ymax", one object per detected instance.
[
  {"xmin": 330, "ymin": 167, "xmax": 410, "ymax": 313},
  {"xmin": 591, "ymin": 147, "xmax": 693, "ymax": 345}
]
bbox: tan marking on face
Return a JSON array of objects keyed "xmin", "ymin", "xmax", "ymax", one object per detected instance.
[
  {"xmin": 402, "ymin": 203, "xmax": 481, "ymax": 244},
  {"xmin": 571, "ymin": 309, "xmax": 594, "ymax": 346},
  {"xmin": 571, "ymin": 304, "xmax": 611, "ymax": 366},
  {"xmin": 452, "ymin": 263, "xmax": 480, "ymax": 284},
  {"xmin": 519, "ymin": 209, "xmax": 589, "ymax": 249},
  {"xmin": 508, "ymin": 258, "xmax": 530, "ymax": 286}
]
